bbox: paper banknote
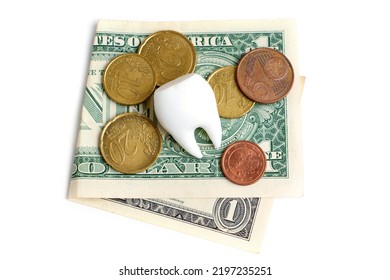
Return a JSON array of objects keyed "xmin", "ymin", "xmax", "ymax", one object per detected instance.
[
  {"xmin": 68, "ymin": 19, "xmax": 304, "ymax": 199},
  {"xmin": 70, "ymin": 196, "xmax": 273, "ymax": 253}
]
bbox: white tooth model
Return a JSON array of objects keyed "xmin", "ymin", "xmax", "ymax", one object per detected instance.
[{"xmin": 154, "ymin": 73, "xmax": 222, "ymax": 158}]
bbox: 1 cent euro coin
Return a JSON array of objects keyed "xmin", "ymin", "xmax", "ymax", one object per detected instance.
[
  {"xmin": 138, "ymin": 30, "xmax": 196, "ymax": 86},
  {"xmin": 236, "ymin": 48, "xmax": 294, "ymax": 104},
  {"xmin": 221, "ymin": 140, "xmax": 267, "ymax": 186},
  {"xmin": 103, "ymin": 53, "xmax": 156, "ymax": 105},
  {"xmin": 100, "ymin": 113, "xmax": 162, "ymax": 174}
]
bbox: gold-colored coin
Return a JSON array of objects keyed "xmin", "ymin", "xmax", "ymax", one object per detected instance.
[
  {"xmin": 100, "ymin": 113, "xmax": 162, "ymax": 174},
  {"xmin": 208, "ymin": 66, "xmax": 255, "ymax": 118},
  {"xmin": 102, "ymin": 53, "xmax": 156, "ymax": 105},
  {"xmin": 138, "ymin": 30, "xmax": 196, "ymax": 86}
]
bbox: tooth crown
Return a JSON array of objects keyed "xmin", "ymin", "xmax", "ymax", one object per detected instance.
[{"xmin": 154, "ymin": 73, "xmax": 222, "ymax": 158}]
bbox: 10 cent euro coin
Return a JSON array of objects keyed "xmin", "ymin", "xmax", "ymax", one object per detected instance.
[
  {"xmin": 138, "ymin": 30, "xmax": 196, "ymax": 86},
  {"xmin": 102, "ymin": 53, "xmax": 156, "ymax": 105}
]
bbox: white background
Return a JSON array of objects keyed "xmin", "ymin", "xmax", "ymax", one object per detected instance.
[{"xmin": 1, "ymin": 1, "xmax": 389, "ymax": 279}]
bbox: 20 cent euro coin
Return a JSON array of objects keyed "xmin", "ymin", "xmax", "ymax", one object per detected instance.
[{"xmin": 100, "ymin": 113, "xmax": 162, "ymax": 174}]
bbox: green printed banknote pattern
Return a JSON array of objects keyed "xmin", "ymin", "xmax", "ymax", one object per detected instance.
[
  {"xmin": 73, "ymin": 31, "xmax": 288, "ymax": 180},
  {"xmin": 69, "ymin": 19, "xmax": 303, "ymax": 252},
  {"xmin": 69, "ymin": 19, "xmax": 303, "ymax": 199}
]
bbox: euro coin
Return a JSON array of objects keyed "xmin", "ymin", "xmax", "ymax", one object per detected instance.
[
  {"xmin": 103, "ymin": 53, "xmax": 156, "ymax": 105},
  {"xmin": 236, "ymin": 48, "xmax": 294, "ymax": 104},
  {"xmin": 100, "ymin": 113, "xmax": 162, "ymax": 174},
  {"xmin": 221, "ymin": 140, "xmax": 266, "ymax": 186},
  {"xmin": 138, "ymin": 30, "xmax": 196, "ymax": 86},
  {"xmin": 208, "ymin": 66, "xmax": 255, "ymax": 118}
]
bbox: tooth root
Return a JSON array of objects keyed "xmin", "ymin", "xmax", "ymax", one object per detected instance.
[
  {"xmin": 201, "ymin": 118, "xmax": 222, "ymax": 149},
  {"xmin": 154, "ymin": 73, "xmax": 222, "ymax": 158},
  {"xmin": 171, "ymin": 130, "xmax": 203, "ymax": 159}
]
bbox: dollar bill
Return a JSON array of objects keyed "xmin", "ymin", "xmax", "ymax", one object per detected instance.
[
  {"xmin": 68, "ymin": 19, "xmax": 304, "ymax": 252},
  {"xmin": 69, "ymin": 196, "xmax": 273, "ymax": 253},
  {"xmin": 68, "ymin": 19, "xmax": 304, "ymax": 199}
]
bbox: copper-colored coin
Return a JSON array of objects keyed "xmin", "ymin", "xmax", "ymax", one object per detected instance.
[
  {"xmin": 221, "ymin": 140, "xmax": 266, "ymax": 186},
  {"xmin": 100, "ymin": 113, "xmax": 162, "ymax": 174},
  {"xmin": 103, "ymin": 53, "xmax": 156, "ymax": 105},
  {"xmin": 236, "ymin": 48, "xmax": 294, "ymax": 104},
  {"xmin": 138, "ymin": 30, "xmax": 196, "ymax": 86}
]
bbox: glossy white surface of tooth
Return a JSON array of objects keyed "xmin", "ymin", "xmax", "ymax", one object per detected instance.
[{"xmin": 154, "ymin": 73, "xmax": 222, "ymax": 158}]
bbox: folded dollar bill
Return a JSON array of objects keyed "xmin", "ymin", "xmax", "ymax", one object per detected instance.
[
  {"xmin": 70, "ymin": 197, "xmax": 273, "ymax": 253},
  {"xmin": 68, "ymin": 19, "xmax": 304, "ymax": 253},
  {"xmin": 68, "ymin": 19, "xmax": 304, "ymax": 199}
]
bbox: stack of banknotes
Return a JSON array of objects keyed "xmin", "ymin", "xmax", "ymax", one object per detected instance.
[{"xmin": 68, "ymin": 19, "xmax": 304, "ymax": 253}]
